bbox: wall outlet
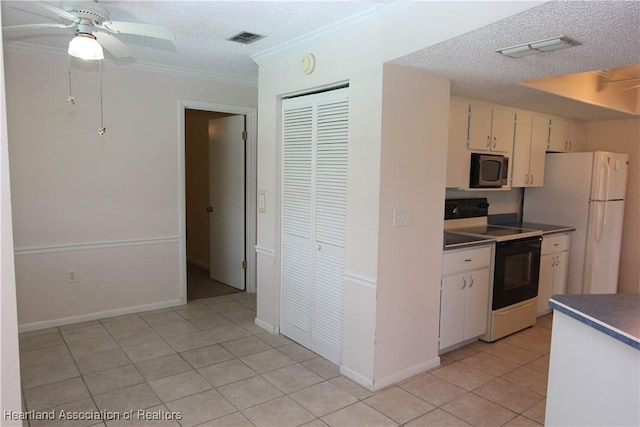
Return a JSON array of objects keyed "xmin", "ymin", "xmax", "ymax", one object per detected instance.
[{"xmin": 67, "ymin": 269, "xmax": 77, "ymax": 283}]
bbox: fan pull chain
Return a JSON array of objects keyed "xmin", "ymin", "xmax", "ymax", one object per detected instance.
[
  {"xmin": 98, "ymin": 59, "xmax": 106, "ymax": 135},
  {"xmin": 66, "ymin": 56, "xmax": 75, "ymax": 105}
]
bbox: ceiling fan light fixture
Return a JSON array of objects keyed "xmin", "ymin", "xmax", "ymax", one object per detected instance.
[{"xmin": 68, "ymin": 33, "xmax": 104, "ymax": 60}]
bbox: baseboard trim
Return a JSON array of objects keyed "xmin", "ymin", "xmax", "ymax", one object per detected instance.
[
  {"xmin": 186, "ymin": 257, "xmax": 209, "ymax": 271},
  {"xmin": 371, "ymin": 356, "xmax": 441, "ymax": 391},
  {"xmin": 340, "ymin": 365, "xmax": 374, "ymax": 391},
  {"xmin": 254, "ymin": 317, "xmax": 279, "ymax": 335},
  {"xmin": 18, "ymin": 298, "xmax": 186, "ymax": 332}
]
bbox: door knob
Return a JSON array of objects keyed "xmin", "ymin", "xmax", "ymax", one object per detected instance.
[{"xmin": 207, "ymin": 206, "xmax": 213, "ymax": 213}]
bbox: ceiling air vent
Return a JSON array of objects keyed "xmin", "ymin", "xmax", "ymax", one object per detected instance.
[{"xmin": 227, "ymin": 31, "xmax": 265, "ymax": 45}]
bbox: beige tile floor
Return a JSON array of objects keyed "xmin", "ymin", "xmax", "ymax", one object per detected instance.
[{"xmin": 18, "ymin": 293, "xmax": 553, "ymax": 427}]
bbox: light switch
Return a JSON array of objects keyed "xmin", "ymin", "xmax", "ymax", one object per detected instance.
[
  {"xmin": 258, "ymin": 190, "xmax": 267, "ymax": 214},
  {"xmin": 393, "ymin": 208, "xmax": 411, "ymax": 227}
]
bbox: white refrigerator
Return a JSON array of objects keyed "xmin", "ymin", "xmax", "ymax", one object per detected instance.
[{"xmin": 523, "ymin": 151, "xmax": 628, "ymax": 295}]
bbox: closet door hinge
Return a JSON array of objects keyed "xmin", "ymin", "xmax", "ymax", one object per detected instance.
[
  {"xmin": 241, "ymin": 260, "xmax": 247, "ymax": 270},
  {"xmin": 242, "ymin": 130, "xmax": 248, "ymax": 140}
]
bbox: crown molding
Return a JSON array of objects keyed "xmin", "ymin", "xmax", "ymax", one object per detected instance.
[
  {"xmin": 4, "ymin": 41, "xmax": 258, "ymax": 88},
  {"xmin": 251, "ymin": 0, "xmax": 412, "ymax": 65}
]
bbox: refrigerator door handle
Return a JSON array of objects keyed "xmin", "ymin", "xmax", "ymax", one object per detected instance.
[
  {"xmin": 595, "ymin": 159, "xmax": 606, "ymax": 201},
  {"xmin": 604, "ymin": 157, "xmax": 611, "ymax": 202},
  {"xmin": 596, "ymin": 201, "xmax": 605, "ymax": 243}
]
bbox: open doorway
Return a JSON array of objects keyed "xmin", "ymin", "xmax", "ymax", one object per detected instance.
[{"xmin": 180, "ymin": 101, "xmax": 257, "ymax": 302}]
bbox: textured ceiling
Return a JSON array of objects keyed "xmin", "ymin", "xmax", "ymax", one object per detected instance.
[
  {"xmin": 1, "ymin": 0, "xmax": 383, "ymax": 85},
  {"xmin": 392, "ymin": 0, "xmax": 640, "ymax": 121},
  {"xmin": 2, "ymin": 1, "xmax": 639, "ymax": 121}
]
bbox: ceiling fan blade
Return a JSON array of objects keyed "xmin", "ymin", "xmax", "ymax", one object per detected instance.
[
  {"xmin": 100, "ymin": 21, "xmax": 175, "ymax": 42},
  {"xmin": 94, "ymin": 31, "xmax": 135, "ymax": 59},
  {"xmin": 2, "ymin": 23, "xmax": 74, "ymax": 37},
  {"xmin": 38, "ymin": 2, "xmax": 78, "ymax": 22}
]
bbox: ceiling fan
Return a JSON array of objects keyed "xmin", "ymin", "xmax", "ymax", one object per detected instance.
[{"xmin": 3, "ymin": 0, "xmax": 175, "ymax": 60}]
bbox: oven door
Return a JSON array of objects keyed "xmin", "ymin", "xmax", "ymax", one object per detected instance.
[{"xmin": 492, "ymin": 236, "xmax": 542, "ymax": 310}]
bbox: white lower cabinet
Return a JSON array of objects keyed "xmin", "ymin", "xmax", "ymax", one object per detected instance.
[
  {"xmin": 537, "ymin": 233, "xmax": 571, "ymax": 315},
  {"xmin": 440, "ymin": 245, "xmax": 491, "ymax": 350}
]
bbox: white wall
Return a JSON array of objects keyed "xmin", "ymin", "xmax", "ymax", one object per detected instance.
[
  {"xmin": 0, "ymin": 7, "xmax": 22, "ymax": 423},
  {"xmin": 585, "ymin": 118, "xmax": 640, "ymax": 293},
  {"xmin": 254, "ymin": 1, "xmax": 541, "ymax": 388},
  {"xmin": 374, "ymin": 64, "xmax": 449, "ymax": 385},
  {"xmin": 4, "ymin": 48, "xmax": 257, "ymax": 328}
]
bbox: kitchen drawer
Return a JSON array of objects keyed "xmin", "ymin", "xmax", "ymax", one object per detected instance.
[
  {"xmin": 542, "ymin": 234, "xmax": 571, "ymax": 255},
  {"xmin": 442, "ymin": 245, "xmax": 492, "ymax": 276}
]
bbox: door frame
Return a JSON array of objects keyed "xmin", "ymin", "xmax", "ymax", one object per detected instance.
[{"xmin": 178, "ymin": 100, "xmax": 258, "ymax": 300}]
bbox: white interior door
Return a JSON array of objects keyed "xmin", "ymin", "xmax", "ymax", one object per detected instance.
[
  {"xmin": 281, "ymin": 87, "xmax": 349, "ymax": 365},
  {"xmin": 209, "ymin": 115, "xmax": 246, "ymax": 290}
]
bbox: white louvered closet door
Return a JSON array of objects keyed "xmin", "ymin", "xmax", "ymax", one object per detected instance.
[{"xmin": 281, "ymin": 87, "xmax": 349, "ymax": 365}]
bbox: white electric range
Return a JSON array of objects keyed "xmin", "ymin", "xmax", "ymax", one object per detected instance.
[{"xmin": 444, "ymin": 198, "xmax": 543, "ymax": 342}]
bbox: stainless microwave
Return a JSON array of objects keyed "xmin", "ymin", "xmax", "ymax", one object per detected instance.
[{"xmin": 470, "ymin": 153, "xmax": 509, "ymax": 188}]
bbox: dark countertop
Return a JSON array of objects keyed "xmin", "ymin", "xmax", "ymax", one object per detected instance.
[
  {"xmin": 549, "ymin": 294, "xmax": 640, "ymax": 350},
  {"xmin": 443, "ymin": 232, "xmax": 495, "ymax": 250}
]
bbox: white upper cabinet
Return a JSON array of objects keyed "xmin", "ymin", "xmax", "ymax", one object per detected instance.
[
  {"xmin": 511, "ymin": 111, "xmax": 548, "ymax": 187},
  {"xmin": 446, "ymin": 97, "xmax": 514, "ymax": 189},
  {"xmin": 467, "ymin": 100, "xmax": 515, "ymax": 153},
  {"xmin": 548, "ymin": 116, "xmax": 586, "ymax": 152},
  {"xmin": 446, "ymin": 96, "xmax": 587, "ymax": 190},
  {"xmin": 446, "ymin": 96, "xmax": 472, "ymax": 189}
]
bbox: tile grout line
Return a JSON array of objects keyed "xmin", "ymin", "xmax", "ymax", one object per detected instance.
[{"xmin": 19, "ymin": 299, "xmax": 550, "ymax": 427}]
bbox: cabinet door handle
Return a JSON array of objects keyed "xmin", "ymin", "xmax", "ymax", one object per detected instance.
[
  {"xmin": 493, "ymin": 136, "xmax": 497, "ymax": 148},
  {"xmin": 462, "ymin": 276, "xmax": 467, "ymax": 289},
  {"xmin": 469, "ymin": 275, "xmax": 474, "ymax": 288},
  {"xmin": 530, "ymin": 174, "xmax": 534, "ymax": 184},
  {"xmin": 464, "ymin": 258, "xmax": 472, "ymax": 262},
  {"xmin": 525, "ymin": 174, "xmax": 529, "ymax": 185},
  {"xmin": 487, "ymin": 136, "xmax": 491, "ymax": 148},
  {"xmin": 569, "ymin": 141, "xmax": 573, "ymax": 151}
]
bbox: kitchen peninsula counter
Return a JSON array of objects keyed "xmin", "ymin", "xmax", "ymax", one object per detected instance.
[{"xmin": 546, "ymin": 293, "xmax": 640, "ymax": 426}]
